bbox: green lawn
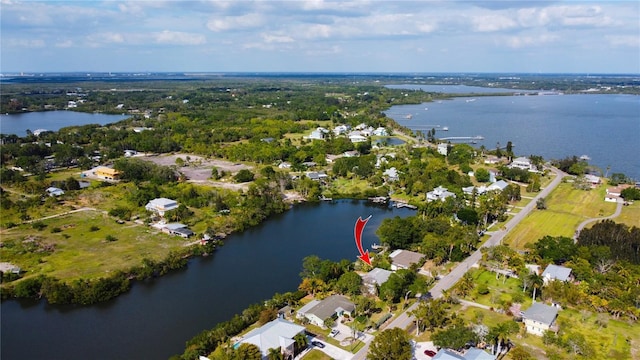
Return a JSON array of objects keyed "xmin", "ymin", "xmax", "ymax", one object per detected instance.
[
  {"xmin": 0, "ymin": 210, "xmax": 189, "ymax": 281},
  {"xmin": 504, "ymin": 183, "xmax": 617, "ymax": 250},
  {"xmin": 301, "ymin": 349, "xmax": 333, "ymax": 360}
]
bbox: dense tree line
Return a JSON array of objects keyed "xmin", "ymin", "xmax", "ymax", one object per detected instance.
[{"xmin": 577, "ymin": 220, "xmax": 640, "ymax": 264}]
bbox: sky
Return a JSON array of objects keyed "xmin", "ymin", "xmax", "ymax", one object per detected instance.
[{"xmin": 1, "ymin": 0, "xmax": 639, "ymax": 74}]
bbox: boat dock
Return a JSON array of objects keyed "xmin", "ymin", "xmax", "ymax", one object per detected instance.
[
  {"xmin": 439, "ymin": 136, "xmax": 484, "ymax": 141},
  {"xmin": 393, "ymin": 201, "xmax": 417, "ymax": 209},
  {"xmin": 368, "ymin": 196, "xmax": 389, "ymax": 204}
]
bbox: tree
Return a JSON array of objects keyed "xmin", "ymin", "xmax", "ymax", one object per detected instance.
[
  {"xmin": 267, "ymin": 347, "xmax": 283, "ymax": 360},
  {"xmin": 232, "ymin": 343, "xmax": 262, "ymax": 360},
  {"xmin": 432, "ymin": 322, "xmax": 477, "ymax": 351},
  {"xmin": 532, "ymin": 235, "xmax": 577, "ymax": 263},
  {"xmin": 234, "ymin": 169, "xmax": 255, "ymax": 183},
  {"xmin": 475, "ymin": 167, "xmax": 490, "ymax": 183},
  {"xmin": 411, "ymin": 298, "xmax": 450, "ymax": 333},
  {"xmin": 509, "ymin": 346, "xmax": 534, "ymax": 360},
  {"xmin": 536, "ymin": 197, "xmax": 547, "ymax": 210},
  {"xmin": 335, "ymin": 271, "xmax": 362, "ymax": 296},
  {"xmin": 487, "ymin": 321, "xmax": 518, "ymax": 355},
  {"xmin": 368, "ymin": 328, "xmax": 412, "ymax": 360},
  {"xmin": 527, "ymin": 273, "xmax": 544, "ymax": 302}
]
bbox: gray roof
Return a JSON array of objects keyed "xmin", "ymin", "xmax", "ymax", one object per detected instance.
[
  {"xmin": 240, "ymin": 318, "xmax": 305, "ymax": 356},
  {"xmin": 363, "ymin": 268, "xmax": 392, "ymax": 285},
  {"xmin": 163, "ymin": 223, "xmax": 187, "ymax": 230},
  {"xmin": 306, "ymin": 295, "xmax": 355, "ymax": 320},
  {"xmin": 296, "ymin": 300, "xmax": 320, "ymax": 316},
  {"xmin": 389, "ymin": 249, "xmax": 424, "ymax": 269},
  {"xmin": 522, "ymin": 302, "xmax": 559, "ymax": 326},
  {"xmin": 542, "ymin": 264, "xmax": 572, "ymax": 282}
]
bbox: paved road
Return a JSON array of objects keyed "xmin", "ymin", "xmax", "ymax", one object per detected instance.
[
  {"xmin": 573, "ymin": 200, "xmax": 623, "ymax": 241},
  {"xmin": 351, "ymin": 167, "xmax": 567, "ymax": 360}
]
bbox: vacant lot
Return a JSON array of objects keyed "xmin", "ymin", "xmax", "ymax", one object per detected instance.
[
  {"xmin": 139, "ymin": 153, "xmax": 252, "ymax": 181},
  {"xmin": 0, "ymin": 210, "xmax": 188, "ymax": 281}
]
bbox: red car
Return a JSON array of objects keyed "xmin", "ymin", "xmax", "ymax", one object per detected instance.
[{"xmin": 424, "ymin": 349, "xmax": 437, "ymax": 357}]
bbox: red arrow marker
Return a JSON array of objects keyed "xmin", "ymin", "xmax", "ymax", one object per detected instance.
[{"xmin": 354, "ymin": 215, "xmax": 372, "ymax": 265}]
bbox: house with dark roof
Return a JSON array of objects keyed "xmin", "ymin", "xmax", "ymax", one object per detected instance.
[
  {"xmin": 389, "ymin": 249, "xmax": 424, "ymax": 271},
  {"xmin": 237, "ymin": 318, "xmax": 306, "ymax": 360},
  {"xmin": 296, "ymin": 295, "xmax": 355, "ymax": 328},
  {"xmin": 522, "ymin": 302, "xmax": 559, "ymax": 336}
]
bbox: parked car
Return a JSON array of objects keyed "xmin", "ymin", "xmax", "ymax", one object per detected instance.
[
  {"xmin": 329, "ymin": 329, "xmax": 340, "ymax": 337},
  {"xmin": 424, "ymin": 349, "xmax": 437, "ymax": 357},
  {"xmin": 311, "ymin": 341, "xmax": 325, "ymax": 348}
]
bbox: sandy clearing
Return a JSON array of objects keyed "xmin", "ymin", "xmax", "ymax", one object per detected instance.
[{"xmin": 138, "ymin": 154, "xmax": 252, "ymax": 182}]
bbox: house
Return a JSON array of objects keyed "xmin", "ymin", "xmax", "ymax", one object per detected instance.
[
  {"xmin": 0, "ymin": 262, "xmax": 22, "ymax": 274},
  {"xmin": 484, "ymin": 156, "xmax": 501, "ymax": 165},
  {"xmin": 584, "ymin": 174, "xmax": 601, "ymax": 187},
  {"xmin": 305, "ymin": 171, "xmax": 327, "ymax": 181},
  {"xmin": 160, "ymin": 223, "xmax": 194, "ymax": 238},
  {"xmin": 145, "ymin": 198, "xmax": 179, "ymax": 216},
  {"xmin": 383, "ymin": 167, "xmax": 399, "ymax": 182},
  {"xmin": 333, "ymin": 124, "xmax": 350, "ymax": 135},
  {"xmin": 237, "ymin": 318, "xmax": 306, "ymax": 360},
  {"xmin": 432, "ymin": 348, "xmax": 495, "ymax": 360},
  {"xmin": 46, "ymin": 187, "xmax": 65, "ymax": 197},
  {"xmin": 389, "ymin": 249, "xmax": 424, "ymax": 271},
  {"xmin": 296, "ymin": 295, "xmax": 355, "ymax": 328},
  {"xmin": 372, "ymin": 127, "xmax": 389, "ymax": 136},
  {"xmin": 605, "ymin": 184, "xmax": 632, "ymax": 202},
  {"xmin": 437, "ymin": 143, "xmax": 448, "ymax": 156},
  {"xmin": 349, "ymin": 134, "xmax": 367, "ymax": 143},
  {"xmin": 522, "ymin": 302, "xmax": 559, "ymax": 336},
  {"xmin": 487, "ymin": 180, "xmax": 509, "ymax": 192},
  {"xmin": 278, "ymin": 162, "xmax": 292, "ymax": 169},
  {"xmin": 541, "ymin": 264, "xmax": 573, "ymax": 284},
  {"xmin": 427, "ymin": 186, "xmax": 456, "ymax": 202},
  {"xmin": 94, "ymin": 166, "xmax": 121, "ymax": 180},
  {"xmin": 510, "ymin": 157, "xmax": 533, "ymax": 171},
  {"xmin": 362, "ymin": 268, "xmax": 393, "ymax": 295}
]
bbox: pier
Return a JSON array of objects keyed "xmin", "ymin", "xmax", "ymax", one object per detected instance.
[
  {"xmin": 439, "ymin": 136, "xmax": 484, "ymax": 141},
  {"xmin": 393, "ymin": 201, "xmax": 418, "ymax": 209}
]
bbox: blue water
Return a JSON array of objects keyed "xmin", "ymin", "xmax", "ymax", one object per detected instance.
[
  {"xmin": 385, "ymin": 90, "xmax": 640, "ymax": 180},
  {"xmin": 0, "ymin": 111, "xmax": 129, "ymax": 136},
  {"xmin": 1, "ymin": 201, "xmax": 413, "ymax": 360},
  {"xmin": 386, "ymin": 84, "xmax": 530, "ymax": 94}
]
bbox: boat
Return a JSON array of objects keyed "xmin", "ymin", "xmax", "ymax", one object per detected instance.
[
  {"xmin": 405, "ymin": 114, "xmax": 413, "ymax": 119},
  {"xmin": 580, "ymin": 155, "xmax": 591, "ymax": 161},
  {"xmin": 441, "ymin": 127, "xmax": 448, "ymax": 131},
  {"xmin": 466, "ymin": 99, "xmax": 476, "ymax": 103}
]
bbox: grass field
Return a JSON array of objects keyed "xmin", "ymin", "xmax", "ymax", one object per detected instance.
[
  {"xmin": 301, "ymin": 349, "xmax": 332, "ymax": 360},
  {"xmin": 0, "ymin": 210, "xmax": 188, "ymax": 281},
  {"xmin": 503, "ymin": 182, "xmax": 617, "ymax": 250}
]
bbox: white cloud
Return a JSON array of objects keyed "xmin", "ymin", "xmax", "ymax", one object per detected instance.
[
  {"xmin": 471, "ymin": 14, "xmax": 517, "ymax": 32},
  {"xmin": 155, "ymin": 30, "xmax": 206, "ymax": 45},
  {"xmin": 606, "ymin": 35, "xmax": 640, "ymax": 48},
  {"xmin": 207, "ymin": 13, "xmax": 265, "ymax": 32},
  {"xmin": 5, "ymin": 38, "xmax": 45, "ymax": 48},
  {"xmin": 504, "ymin": 33, "xmax": 559, "ymax": 48},
  {"xmin": 262, "ymin": 33, "xmax": 294, "ymax": 44},
  {"xmin": 55, "ymin": 40, "xmax": 73, "ymax": 48}
]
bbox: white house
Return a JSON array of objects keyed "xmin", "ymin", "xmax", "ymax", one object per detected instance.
[
  {"xmin": 333, "ymin": 124, "xmax": 350, "ymax": 135},
  {"xmin": 362, "ymin": 268, "xmax": 393, "ymax": 295},
  {"xmin": 46, "ymin": 187, "xmax": 65, "ymax": 197},
  {"xmin": 373, "ymin": 127, "xmax": 389, "ymax": 136},
  {"xmin": 437, "ymin": 143, "xmax": 448, "ymax": 156},
  {"xmin": 145, "ymin": 198, "xmax": 179, "ymax": 216},
  {"xmin": 427, "ymin": 186, "xmax": 456, "ymax": 202},
  {"xmin": 541, "ymin": 264, "xmax": 573, "ymax": 284},
  {"xmin": 487, "ymin": 180, "xmax": 509, "ymax": 192},
  {"xmin": 161, "ymin": 223, "xmax": 195, "ymax": 238},
  {"xmin": 237, "ymin": 318, "xmax": 306, "ymax": 360},
  {"xmin": 522, "ymin": 302, "xmax": 559, "ymax": 336},
  {"xmin": 296, "ymin": 295, "xmax": 355, "ymax": 328},
  {"xmin": 306, "ymin": 129, "xmax": 325, "ymax": 140},
  {"xmin": 349, "ymin": 134, "xmax": 367, "ymax": 143},
  {"xmin": 383, "ymin": 167, "xmax": 399, "ymax": 182},
  {"xmin": 510, "ymin": 157, "xmax": 533, "ymax": 171}
]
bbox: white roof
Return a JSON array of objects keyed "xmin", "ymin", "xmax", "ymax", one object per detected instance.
[
  {"xmin": 542, "ymin": 264, "xmax": 572, "ymax": 281},
  {"xmin": 148, "ymin": 198, "xmax": 177, "ymax": 207},
  {"xmin": 240, "ymin": 318, "xmax": 305, "ymax": 357}
]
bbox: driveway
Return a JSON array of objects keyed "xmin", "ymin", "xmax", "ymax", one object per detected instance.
[
  {"xmin": 414, "ymin": 342, "xmax": 438, "ymax": 360},
  {"xmin": 309, "ymin": 338, "xmax": 353, "ymax": 360}
]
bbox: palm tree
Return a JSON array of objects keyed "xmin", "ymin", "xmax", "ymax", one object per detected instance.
[
  {"xmin": 293, "ymin": 333, "xmax": 308, "ymax": 354},
  {"xmin": 527, "ymin": 273, "xmax": 544, "ymax": 303},
  {"xmin": 267, "ymin": 347, "xmax": 283, "ymax": 360}
]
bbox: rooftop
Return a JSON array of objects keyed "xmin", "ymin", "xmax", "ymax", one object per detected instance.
[{"xmin": 522, "ymin": 302, "xmax": 559, "ymax": 326}]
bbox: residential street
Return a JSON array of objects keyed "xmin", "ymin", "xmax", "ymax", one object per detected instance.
[{"xmin": 351, "ymin": 167, "xmax": 566, "ymax": 360}]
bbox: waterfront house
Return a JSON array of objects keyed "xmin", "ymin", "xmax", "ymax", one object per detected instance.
[
  {"xmin": 93, "ymin": 166, "xmax": 121, "ymax": 180},
  {"xmin": 145, "ymin": 198, "xmax": 179, "ymax": 217},
  {"xmin": 349, "ymin": 133, "xmax": 367, "ymax": 143},
  {"xmin": 487, "ymin": 180, "xmax": 509, "ymax": 192},
  {"xmin": 362, "ymin": 268, "xmax": 393, "ymax": 295},
  {"xmin": 522, "ymin": 302, "xmax": 559, "ymax": 336},
  {"xmin": 296, "ymin": 295, "xmax": 355, "ymax": 328},
  {"xmin": 389, "ymin": 249, "xmax": 424, "ymax": 271},
  {"xmin": 373, "ymin": 127, "xmax": 389, "ymax": 136},
  {"xmin": 237, "ymin": 318, "xmax": 306, "ymax": 360},
  {"xmin": 510, "ymin": 157, "xmax": 533, "ymax": 171},
  {"xmin": 584, "ymin": 174, "xmax": 601, "ymax": 188},
  {"xmin": 437, "ymin": 143, "xmax": 448, "ymax": 156},
  {"xmin": 46, "ymin": 187, "xmax": 65, "ymax": 197},
  {"xmin": 383, "ymin": 167, "xmax": 399, "ymax": 182},
  {"xmin": 541, "ymin": 264, "xmax": 573, "ymax": 284},
  {"xmin": 427, "ymin": 186, "xmax": 456, "ymax": 202},
  {"xmin": 160, "ymin": 223, "xmax": 195, "ymax": 238},
  {"xmin": 605, "ymin": 184, "xmax": 632, "ymax": 202}
]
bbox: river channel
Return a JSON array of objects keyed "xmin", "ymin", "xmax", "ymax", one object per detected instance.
[{"xmin": 1, "ymin": 200, "xmax": 413, "ymax": 360}]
